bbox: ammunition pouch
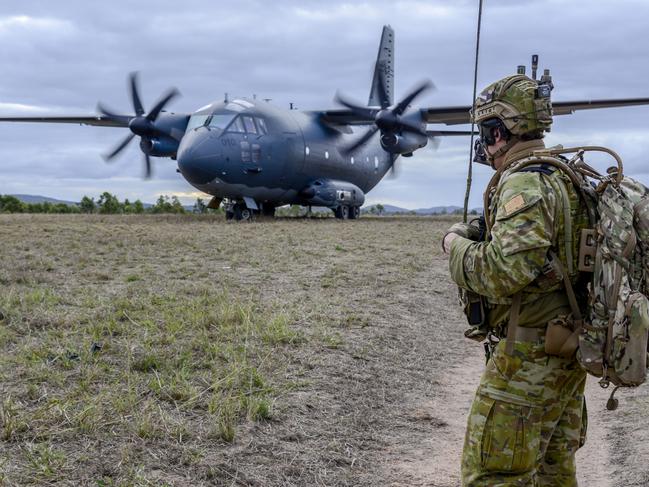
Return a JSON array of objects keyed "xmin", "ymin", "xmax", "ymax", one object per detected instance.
[
  {"xmin": 544, "ymin": 314, "xmax": 580, "ymax": 358},
  {"xmin": 459, "ymin": 288, "xmax": 489, "ymax": 342}
]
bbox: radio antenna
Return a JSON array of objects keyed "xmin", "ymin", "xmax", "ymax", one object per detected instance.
[{"xmin": 463, "ymin": 0, "xmax": 484, "ymax": 222}]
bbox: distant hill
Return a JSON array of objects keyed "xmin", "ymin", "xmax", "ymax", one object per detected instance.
[
  {"xmin": 10, "ymin": 194, "xmax": 161, "ymax": 209},
  {"xmin": 362, "ymin": 204, "xmax": 411, "ymax": 214},
  {"xmin": 363, "ymin": 204, "xmax": 483, "ymax": 215},
  {"xmin": 10, "ymin": 194, "xmax": 79, "ymax": 206},
  {"xmin": 412, "ymin": 205, "xmax": 462, "ymax": 215}
]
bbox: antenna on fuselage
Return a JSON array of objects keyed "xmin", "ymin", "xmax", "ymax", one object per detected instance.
[
  {"xmin": 289, "ymin": 102, "xmax": 296, "ymax": 110},
  {"xmin": 263, "ymin": 98, "xmax": 272, "ymax": 103},
  {"xmin": 224, "ymin": 92, "xmax": 229, "ymax": 102}
]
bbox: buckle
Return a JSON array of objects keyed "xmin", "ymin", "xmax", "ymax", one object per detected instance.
[{"xmin": 578, "ymin": 229, "xmax": 597, "ymax": 272}]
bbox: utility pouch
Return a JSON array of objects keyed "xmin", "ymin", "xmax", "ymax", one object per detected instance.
[
  {"xmin": 545, "ymin": 315, "xmax": 580, "ymax": 358},
  {"xmin": 459, "ymin": 288, "xmax": 489, "ymax": 342}
]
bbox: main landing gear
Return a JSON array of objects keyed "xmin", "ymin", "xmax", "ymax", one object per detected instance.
[
  {"xmin": 333, "ymin": 205, "xmax": 361, "ymax": 220},
  {"xmin": 225, "ymin": 202, "xmax": 253, "ymax": 221}
]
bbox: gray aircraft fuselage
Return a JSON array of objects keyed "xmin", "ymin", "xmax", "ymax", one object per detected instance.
[{"xmin": 177, "ymin": 99, "xmax": 391, "ymax": 209}]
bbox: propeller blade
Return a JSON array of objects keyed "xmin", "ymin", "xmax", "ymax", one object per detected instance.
[
  {"xmin": 103, "ymin": 133, "xmax": 135, "ymax": 161},
  {"xmin": 426, "ymin": 130, "xmax": 477, "ymax": 136},
  {"xmin": 342, "ymin": 125, "xmax": 379, "ymax": 154},
  {"xmin": 334, "ymin": 92, "xmax": 376, "ymax": 120},
  {"xmin": 129, "ymin": 72, "xmax": 145, "ymax": 117},
  {"xmin": 144, "ymin": 153, "xmax": 152, "ymax": 179},
  {"xmin": 96, "ymin": 103, "xmax": 131, "ymax": 124},
  {"xmin": 393, "ymin": 80, "xmax": 434, "ymax": 115},
  {"xmin": 428, "ymin": 135, "xmax": 441, "ymax": 150},
  {"xmin": 388, "ymin": 155, "xmax": 400, "ymax": 179},
  {"xmin": 147, "ymin": 87, "xmax": 180, "ymax": 121},
  {"xmin": 398, "ymin": 118, "xmax": 426, "ymax": 134}
]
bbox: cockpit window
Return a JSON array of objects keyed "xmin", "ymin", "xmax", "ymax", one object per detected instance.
[
  {"xmin": 208, "ymin": 113, "xmax": 235, "ymax": 130},
  {"xmin": 186, "ymin": 113, "xmax": 209, "ymax": 132},
  {"xmin": 226, "ymin": 116, "xmax": 246, "ymax": 133},
  {"xmin": 256, "ymin": 117, "xmax": 268, "ymax": 135},
  {"xmin": 242, "ymin": 116, "xmax": 257, "ymax": 134}
]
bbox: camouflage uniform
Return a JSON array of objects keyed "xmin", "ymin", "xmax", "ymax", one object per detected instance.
[{"xmin": 449, "ymin": 138, "xmax": 589, "ymax": 486}]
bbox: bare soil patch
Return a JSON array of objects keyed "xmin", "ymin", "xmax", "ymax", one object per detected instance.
[{"xmin": 0, "ymin": 215, "xmax": 647, "ymax": 486}]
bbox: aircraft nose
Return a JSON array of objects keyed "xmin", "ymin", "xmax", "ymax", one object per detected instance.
[
  {"xmin": 177, "ymin": 150, "xmax": 219, "ymax": 185},
  {"xmin": 177, "ymin": 132, "xmax": 220, "ymax": 185}
]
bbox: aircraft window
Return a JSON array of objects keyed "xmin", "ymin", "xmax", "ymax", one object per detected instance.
[
  {"xmin": 305, "ymin": 146, "xmax": 310, "ymax": 156},
  {"xmin": 252, "ymin": 144, "xmax": 261, "ymax": 163},
  {"xmin": 227, "ymin": 117, "xmax": 246, "ymax": 133},
  {"xmin": 256, "ymin": 118, "xmax": 268, "ymax": 135},
  {"xmin": 186, "ymin": 114, "xmax": 209, "ymax": 131},
  {"xmin": 240, "ymin": 141, "xmax": 251, "ymax": 162},
  {"xmin": 242, "ymin": 116, "xmax": 257, "ymax": 134},
  {"xmin": 351, "ymin": 157, "xmax": 354, "ymax": 164},
  {"xmin": 208, "ymin": 114, "xmax": 235, "ymax": 130},
  {"xmin": 374, "ymin": 156, "xmax": 379, "ymax": 169},
  {"xmin": 325, "ymin": 151, "xmax": 329, "ymax": 159}
]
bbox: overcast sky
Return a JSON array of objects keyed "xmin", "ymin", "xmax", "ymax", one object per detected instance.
[{"xmin": 1, "ymin": 0, "xmax": 648, "ymax": 209}]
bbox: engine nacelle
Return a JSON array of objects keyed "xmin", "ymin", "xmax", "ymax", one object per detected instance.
[
  {"xmin": 299, "ymin": 179, "xmax": 365, "ymax": 208},
  {"xmin": 140, "ymin": 136, "xmax": 179, "ymax": 158},
  {"xmin": 380, "ymin": 132, "xmax": 428, "ymax": 154}
]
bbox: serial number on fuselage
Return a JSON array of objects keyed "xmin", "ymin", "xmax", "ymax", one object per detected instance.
[{"xmin": 221, "ymin": 138, "xmax": 237, "ymax": 147}]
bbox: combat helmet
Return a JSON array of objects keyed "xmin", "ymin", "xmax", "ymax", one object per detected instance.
[
  {"xmin": 473, "ymin": 74, "xmax": 553, "ymax": 136},
  {"xmin": 472, "ymin": 74, "xmax": 553, "ymax": 165}
]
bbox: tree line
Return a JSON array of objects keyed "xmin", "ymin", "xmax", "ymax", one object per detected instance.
[{"xmin": 0, "ymin": 193, "xmax": 221, "ymax": 215}]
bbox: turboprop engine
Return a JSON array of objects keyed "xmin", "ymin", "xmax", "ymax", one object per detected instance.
[{"xmin": 298, "ymin": 179, "xmax": 365, "ymax": 208}]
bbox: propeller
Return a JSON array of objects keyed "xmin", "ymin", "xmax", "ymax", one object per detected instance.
[
  {"xmin": 335, "ymin": 78, "xmax": 435, "ymax": 176},
  {"xmin": 335, "ymin": 77, "xmax": 436, "ymax": 177},
  {"xmin": 98, "ymin": 72, "xmax": 180, "ymax": 178}
]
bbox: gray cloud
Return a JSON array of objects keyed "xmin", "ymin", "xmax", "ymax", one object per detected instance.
[{"xmin": 1, "ymin": 0, "xmax": 648, "ymax": 208}]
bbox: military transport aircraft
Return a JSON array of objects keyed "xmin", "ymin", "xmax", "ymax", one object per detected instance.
[{"xmin": 2, "ymin": 26, "xmax": 649, "ymax": 220}]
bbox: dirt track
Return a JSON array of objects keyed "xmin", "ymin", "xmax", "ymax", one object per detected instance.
[{"xmin": 1, "ymin": 215, "xmax": 648, "ymax": 486}]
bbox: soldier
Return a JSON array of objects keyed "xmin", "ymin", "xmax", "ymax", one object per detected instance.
[{"xmin": 443, "ymin": 75, "xmax": 590, "ymax": 486}]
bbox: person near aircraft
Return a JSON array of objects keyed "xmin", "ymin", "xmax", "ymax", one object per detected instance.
[{"xmin": 443, "ymin": 74, "xmax": 589, "ymax": 486}]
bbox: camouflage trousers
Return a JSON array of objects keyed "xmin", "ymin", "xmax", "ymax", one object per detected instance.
[{"xmin": 461, "ymin": 338, "xmax": 587, "ymax": 487}]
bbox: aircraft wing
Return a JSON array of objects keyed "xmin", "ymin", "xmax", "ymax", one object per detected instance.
[
  {"xmin": 421, "ymin": 97, "xmax": 649, "ymax": 125},
  {"xmin": 322, "ymin": 96, "xmax": 649, "ymax": 127},
  {"xmin": 0, "ymin": 115, "xmax": 131, "ymax": 127}
]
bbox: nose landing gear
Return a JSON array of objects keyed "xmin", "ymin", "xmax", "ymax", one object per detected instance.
[{"xmin": 224, "ymin": 200, "xmax": 254, "ymax": 221}]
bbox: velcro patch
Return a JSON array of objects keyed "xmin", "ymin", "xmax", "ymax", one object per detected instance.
[{"xmin": 503, "ymin": 194, "xmax": 525, "ymax": 216}]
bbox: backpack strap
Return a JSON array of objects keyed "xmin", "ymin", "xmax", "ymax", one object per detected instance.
[{"xmin": 505, "ymin": 292, "xmax": 522, "ymax": 355}]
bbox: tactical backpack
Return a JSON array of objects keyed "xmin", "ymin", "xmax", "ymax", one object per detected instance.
[{"xmin": 491, "ymin": 146, "xmax": 649, "ymax": 409}]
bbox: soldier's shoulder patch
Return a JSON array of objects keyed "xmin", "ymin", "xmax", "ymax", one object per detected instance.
[
  {"xmin": 503, "ymin": 194, "xmax": 525, "ymax": 216},
  {"xmin": 496, "ymin": 191, "xmax": 542, "ymax": 221}
]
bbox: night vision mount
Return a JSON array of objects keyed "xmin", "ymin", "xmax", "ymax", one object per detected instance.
[{"xmin": 517, "ymin": 54, "xmax": 554, "ymax": 100}]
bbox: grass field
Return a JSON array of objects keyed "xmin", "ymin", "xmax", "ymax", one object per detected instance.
[
  {"xmin": 0, "ymin": 214, "xmax": 458, "ymax": 486},
  {"xmin": 1, "ymin": 214, "xmax": 648, "ymax": 487}
]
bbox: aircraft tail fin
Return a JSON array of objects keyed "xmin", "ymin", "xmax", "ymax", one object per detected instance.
[{"xmin": 368, "ymin": 25, "xmax": 394, "ymax": 108}]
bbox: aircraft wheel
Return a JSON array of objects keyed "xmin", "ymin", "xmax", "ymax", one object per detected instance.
[
  {"xmin": 334, "ymin": 205, "xmax": 349, "ymax": 220},
  {"xmin": 225, "ymin": 210, "xmax": 235, "ymax": 221},
  {"xmin": 234, "ymin": 204, "xmax": 252, "ymax": 221},
  {"xmin": 349, "ymin": 206, "xmax": 360, "ymax": 219}
]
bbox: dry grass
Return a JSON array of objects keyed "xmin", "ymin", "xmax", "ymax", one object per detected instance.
[
  {"xmin": 0, "ymin": 214, "xmax": 458, "ymax": 486},
  {"xmin": 2, "ymin": 214, "xmax": 647, "ymax": 487}
]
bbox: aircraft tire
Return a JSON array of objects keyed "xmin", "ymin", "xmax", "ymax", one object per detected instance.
[
  {"xmin": 225, "ymin": 210, "xmax": 235, "ymax": 221},
  {"xmin": 234, "ymin": 204, "xmax": 252, "ymax": 222},
  {"xmin": 349, "ymin": 206, "xmax": 360, "ymax": 219},
  {"xmin": 334, "ymin": 205, "xmax": 350, "ymax": 220}
]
